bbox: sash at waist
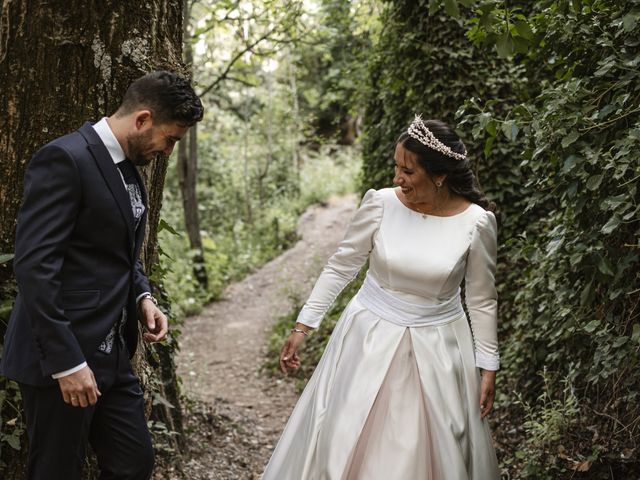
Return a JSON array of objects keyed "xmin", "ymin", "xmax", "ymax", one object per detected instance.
[{"xmin": 354, "ymin": 273, "xmax": 464, "ymax": 327}]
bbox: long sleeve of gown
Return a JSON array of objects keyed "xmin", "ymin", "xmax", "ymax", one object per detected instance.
[
  {"xmin": 296, "ymin": 189, "xmax": 384, "ymax": 328},
  {"xmin": 464, "ymin": 210, "xmax": 500, "ymax": 371}
]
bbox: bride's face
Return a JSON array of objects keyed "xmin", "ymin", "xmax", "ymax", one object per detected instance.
[{"xmin": 393, "ymin": 143, "xmax": 437, "ymax": 204}]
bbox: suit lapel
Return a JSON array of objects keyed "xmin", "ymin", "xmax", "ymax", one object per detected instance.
[{"xmin": 78, "ymin": 122, "xmax": 135, "ymax": 250}]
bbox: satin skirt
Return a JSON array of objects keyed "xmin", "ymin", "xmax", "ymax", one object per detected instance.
[{"xmin": 262, "ymin": 297, "xmax": 500, "ymax": 480}]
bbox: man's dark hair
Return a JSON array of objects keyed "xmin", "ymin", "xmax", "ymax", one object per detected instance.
[{"xmin": 117, "ymin": 70, "xmax": 204, "ymax": 126}]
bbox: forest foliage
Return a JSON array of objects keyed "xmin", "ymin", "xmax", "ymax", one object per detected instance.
[{"xmin": 362, "ymin": 0, "xmax": 640, "ymax": 477}]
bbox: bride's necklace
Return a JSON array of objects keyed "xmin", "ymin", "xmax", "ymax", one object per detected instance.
[{"xmin": 412, "ymin": 203, "xmax": 442, "ymax": 219}]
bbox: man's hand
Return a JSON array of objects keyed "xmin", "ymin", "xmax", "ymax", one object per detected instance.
[
  {"xmin": 58, "ymin": 366, "xmax": 101, "ymax": 408},
  {"xmin": 139, "ymin": 298, "xmax": 168, "ymax": 342}
]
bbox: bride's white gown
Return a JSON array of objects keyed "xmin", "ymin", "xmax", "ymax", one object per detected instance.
[{"xmin": 262, "ymin": 187, "xmax": 501, "ymax": 479}]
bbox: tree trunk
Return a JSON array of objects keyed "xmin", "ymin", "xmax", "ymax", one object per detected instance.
[
  {"xmin": 176, "ymin": 0, "xmax": 208, "ymax": 289},
  {"xmin": 0, "ymin": 1, "xmax": 185, "ymax": 475},
  {"xmin": 177, "ymin": 125, "xmax": 208, "ymax": 288}
]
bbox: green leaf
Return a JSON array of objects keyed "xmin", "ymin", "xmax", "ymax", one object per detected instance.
[
  {"xmin": 1, "ymin": 432, "xmax": 21, "ymax": 450},
  {"xmin": 601, "ymin": 216, "xmax": 620, "ymax": 235},
  {"xmin": 561, "ymin": 131, "xmax": 580, "ymax": 148},
  {"xmin": 501, "ymin": 120, "xmax": 519, "ymax": 141},
  {"xmin": 613, "ymin": 336, "xmax": 628, "ymax": 348},
  {"xmin": 486, "ymin": 119, "xmax": 497, "ymax": 136},
  {"xmin": 579, "ymin": 279, "xmax": 593, "ymax": 307},
  {"xmin": 514, "ymin": 20, "xmax": 534, "ymax": 40},
  {"xmin": 622, "ymin": 14, "xmax": 637, "ymax": 32},
  {"xmin": 632, "ymin": 324, "xmax": 640, "ymax": 344},
  {"xmin": 444, "ymin": 0, "xmax": 460, "ymax": 17},
  {"xmin": 428, "ymin": 0, "xmax": 441, "ymax": 15},
  {"xmin": 546, "ymin": 237, "xmax": 564, "ymax": 255},
  {"xmin": 484, "ymin": 136, "xmax": 495, "ymax": 157},
  {"xmin": 458, "ymin": 0, "xmax": 474, "ymax": 6},
  {"xmin": 562, "ymin": 155, "xmax": 579, "ymax": 174},
  {"xmin": 586, "ymin": 174, "xmax": 603, "ymax": 190},
  {"xmin": 158, "ymin": 219, "xmax": 180, "ymax": 236},
  {"xmin": 584, "ymin": 320, "xmax": 600, "ymax": 333},
  {"xmin": 496, "ymin": 31, "xmax": 514, "ymax": 58},
  {"xmin": 152, "ymin": 392, "xmax": 175, "ymax": 409},
  {"xmin": 0, "ymin": 253, "xmax": 14, "ymax": 264},
  {"xmin": 597, "ymin": 255, "xmax": 615, "ymax": 276}
]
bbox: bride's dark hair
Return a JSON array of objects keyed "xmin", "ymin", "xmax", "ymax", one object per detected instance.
[{"xmin": 396, "ymin": 119, "xmax": 496, "ymax": 213}]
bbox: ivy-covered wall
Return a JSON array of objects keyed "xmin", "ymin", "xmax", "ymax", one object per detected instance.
[{"xmin": 361, "ymin": 0, "xmax": 639, "ymax": 477}]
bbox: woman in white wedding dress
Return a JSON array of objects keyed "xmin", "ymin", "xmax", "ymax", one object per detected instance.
[{"xmin": 262, "ymin": 116, "xmax": 501, "ymax": 480}]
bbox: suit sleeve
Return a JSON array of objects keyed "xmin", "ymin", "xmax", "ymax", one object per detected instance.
[
  {"xmin": 133, "ymin": 259, "xmax": 152, "ymax": 299},
  {"xmin": 13, "ymin": 145, "xmax": 86, "ymax": 377}
]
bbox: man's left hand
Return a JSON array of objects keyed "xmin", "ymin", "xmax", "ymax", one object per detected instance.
[{"xmin": 139, "ymin": 299, "xmax": 168, "ymax": 342}]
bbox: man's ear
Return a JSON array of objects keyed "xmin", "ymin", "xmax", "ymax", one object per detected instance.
[{"xmin": 133, "ymin": 110, "xmax": 152, "ymax": 130}]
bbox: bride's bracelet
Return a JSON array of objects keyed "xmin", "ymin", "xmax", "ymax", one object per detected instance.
[{"xmin": 291, "ymin": 328, "xmax": 309, "ymax": 337}]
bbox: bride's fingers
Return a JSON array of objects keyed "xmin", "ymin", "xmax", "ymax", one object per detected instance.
[{"xmin": 280, "ymin": 341, "xmax": 292, "ymax": 373}]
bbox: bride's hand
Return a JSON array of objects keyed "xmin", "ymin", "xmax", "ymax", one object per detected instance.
[
  {"xmin": 279, "ymin": 326, "xmax": 310, "ymax": 374},
  {"xmin": 479, "ymin": 369, "xmax": 496, "ymax": 418}
]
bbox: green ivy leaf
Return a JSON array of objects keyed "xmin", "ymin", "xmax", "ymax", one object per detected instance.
[
  {"xmin": 580, "ymin": 279, "xmax": 593, "ymax": 307},
  {"xmin": 444, "ymin": 0, "xmax": 460, "ymax": 17},
  {"xmin": 561, "ymin": 131, "xmax": 580, "ymax": 148},
  {"xmin": 514, "ymin": 20, "xmax": 534, "ymax": 40},
  {"xmin": 632, "ymin": 324, "xmax": 640, "ymax": 344},
  {"xmin": 496, "ymin": 31, "xmax": 514, "ymax": 58},
  {"xmin": 486, "ymin": 119, "xmax": 497, "ymax": 136},
  {"xmin": 613, "ymin": 336, "xmax": 628, "ymax": 348},
  {"xmin": 0, "ymin": 254, "xmax": 14, "ymax": 264},
  {"xmin": 597, "ymin": 255, "xmax": 615, "ymax": 276},
  {"xmin": 562, "ymin": 155, "xmax": 579, "ymax": 174},
  {"xmin": 584, "ymin": 320, "xmax": 600, "ymax": 333},
  {"xmin": 501, "ymin": 120, "xmax": 519, "ymax": 141},
  {"xmin": 586, "ymin": 174, "xmax": 603, "ymax": 190},
  {"xmin": 622, "ymin": 14, "xmax": 637, "ymax": 32},
  {"xmin": 484, "ymin": 136, "xmax": 495, "ymax": 158},
  {"xmin": 428, "ymin": 0, "xmax": 441, "ymax": 16},
  {"xmin": 601, "ymin": 216, "xmax": 621, "ymax": 235}
]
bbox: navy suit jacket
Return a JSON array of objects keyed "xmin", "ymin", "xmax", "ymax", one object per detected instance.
[{"xmin": 1, "ymin": 122, "xmax": 152, "ymax": 386}]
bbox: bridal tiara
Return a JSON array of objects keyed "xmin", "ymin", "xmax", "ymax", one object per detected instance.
[{"xmin": 407, "ymin": 115, "xmax": 467, "ymax": 161}]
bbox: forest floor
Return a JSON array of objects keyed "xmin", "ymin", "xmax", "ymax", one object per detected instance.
[{"xmin": 158, "ymin": 194, "xmax": 358, "ymax": 479}]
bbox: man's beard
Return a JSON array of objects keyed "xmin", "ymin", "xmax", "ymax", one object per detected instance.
[{"xmin": 126, "ymin": 130, "xmax": 165, "ymax": 166}]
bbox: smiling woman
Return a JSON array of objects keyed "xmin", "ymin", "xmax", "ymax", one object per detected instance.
[
  {"xmin": 393, "ymin": 116, "xmax": 494, "ymax": 218},
  {"xmin": 264, "ymin": 116, "xmax": 501, "ymax": 479}
]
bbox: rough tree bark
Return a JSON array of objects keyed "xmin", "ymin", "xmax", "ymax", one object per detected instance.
[{"xmin": 0, "ymin": 1, "xmax": 186, "ymax": 475}]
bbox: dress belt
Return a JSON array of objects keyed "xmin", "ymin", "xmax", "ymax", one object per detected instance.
[{"xmin": 355, "ymin": 273, "xmax": 465, "ymax": 327}]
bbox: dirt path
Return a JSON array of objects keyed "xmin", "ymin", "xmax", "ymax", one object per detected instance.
[{"xmin": 171, "ymin": 194, "xmax": 358, "ymax": 479}]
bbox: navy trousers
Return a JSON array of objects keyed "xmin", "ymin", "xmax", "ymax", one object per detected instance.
[{"xmin": 19, "ymin": 341, "xmax": 154, "ymax": 480}]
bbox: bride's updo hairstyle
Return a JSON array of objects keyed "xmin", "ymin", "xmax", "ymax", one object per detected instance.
[{"xmin": 397, "ymin": 118, "xmax": 495, "ymax": 212}]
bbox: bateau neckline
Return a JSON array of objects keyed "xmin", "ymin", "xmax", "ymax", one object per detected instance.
[{"xmin": 391, "ymin": 188, "xmax": 474, "ymax": 218}]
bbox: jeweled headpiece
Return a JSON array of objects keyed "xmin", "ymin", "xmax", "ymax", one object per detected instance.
[{"xmin": 407, "ymin": 115, "xmax": 467, "ymax": 161}]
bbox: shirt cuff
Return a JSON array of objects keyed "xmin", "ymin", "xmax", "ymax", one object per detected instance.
[
  {"xmin": 136, "ymin": 292, "xmax": 151, "ymax": 304},
  {"xmin": 52, "ymin": 362, "xmax": 88, "ymax": 379}
]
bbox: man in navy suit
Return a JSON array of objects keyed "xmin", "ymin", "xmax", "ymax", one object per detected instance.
[{"xmin": 1, "ymin": 71, "xmax": 203, "ymax": 479}]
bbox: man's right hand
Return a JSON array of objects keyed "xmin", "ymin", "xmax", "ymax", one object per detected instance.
[{"xmin": 57, "ymin": 366, "xmax": 101, "ymax": 408}]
